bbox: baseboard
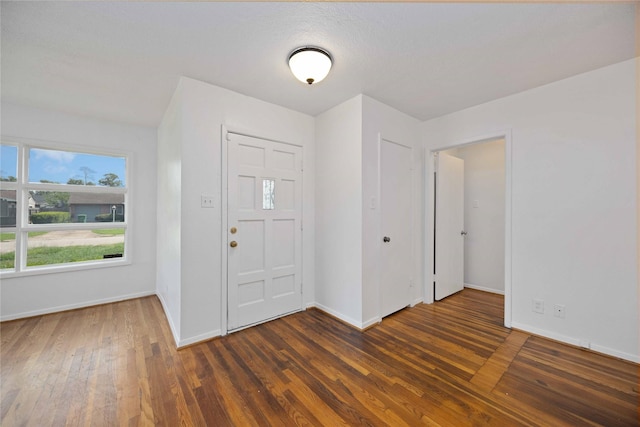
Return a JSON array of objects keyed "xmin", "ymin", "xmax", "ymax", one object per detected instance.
[
  {"xmin": 588, "ymin": 343, "xmax": 639, "ymax": 364},
  {"xmin": 313, "ymin": 303, "xmax": 366, "ymax": 330},
  {"xmin": 362, "ymin": 316, "xmax": 381, "ymax": 330},
  {"xmin": 155, "ymin": 292, "xmax": 181, "ymax": 348},
  {"xmin": 177, "ymin": 329, "xmax": 222, "ymax": 349},
  {"xmin": 411, "ymin": 297, "xmax": 423, "ymax": 307},
  {"xmin": 511, "ymin": 321, "xmax": 639, "ymax": 364},
  {"xmin": 464, "ymin": 283, "xmax": 505, "ymax": 295},
  {"xmin": 0, "ymin": 290, "xmax": 156, "ymax": 322}
]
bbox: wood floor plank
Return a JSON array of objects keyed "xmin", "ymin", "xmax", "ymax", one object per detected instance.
[
  {"xmin": 1, "ymin": 290, "xmax": 638, "ymax": 426},
  {"xmin": 470, "ymin": 329, "xmax": 529, "ymax": 391}
]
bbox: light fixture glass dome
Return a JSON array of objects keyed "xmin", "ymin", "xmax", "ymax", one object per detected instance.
[{"xmin": 288, "ymin": 47, "xmax": 332, "ymax": 85}]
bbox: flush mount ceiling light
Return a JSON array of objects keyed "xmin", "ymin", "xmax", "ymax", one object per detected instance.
[{"xmin": 288, "ymin": 46, "xmax": 332, "ymax": 85}]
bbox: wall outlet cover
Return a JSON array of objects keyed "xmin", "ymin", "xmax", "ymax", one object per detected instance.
[{"xmin": 553, "ymin": 304, "xmax": 566, "ymax": 319}]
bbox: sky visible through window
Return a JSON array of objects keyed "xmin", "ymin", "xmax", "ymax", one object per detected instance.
[
  {"xmin": 0, "ymin": 147, "xmax": 126, "ymax": 186},
  {"xmin": 0, "ymin": 145, "xmax": 17, "ymax": 179}
]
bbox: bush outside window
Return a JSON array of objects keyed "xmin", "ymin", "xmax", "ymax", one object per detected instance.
[{"xmin": 0, "ymin": 142, "xmax": 128, "ymax": 273}]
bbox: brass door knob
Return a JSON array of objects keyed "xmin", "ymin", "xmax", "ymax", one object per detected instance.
[
  {"xmin": 230, "ymin": 227, "xmax": 237, "ymax": 234},
  {"xmin": 230, "ymin": 241, "xmax": 238, "ymax": 248}
]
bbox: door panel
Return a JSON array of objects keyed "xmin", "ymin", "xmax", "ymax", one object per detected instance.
[
  {"xmin": 435, "ymin": 152, "xmax": 465, "ymax": 300},
  {"xmin": 227, "ymin": 133, "xmax": 302, "ymax": 330},
  {"xmin": 380, "ymin": 139, "xmax": 413, "ymax": 318}
]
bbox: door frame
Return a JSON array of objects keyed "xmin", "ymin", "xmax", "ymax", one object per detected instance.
[
  {"xmin": 377, "ymin": 134, "xmax": 415, "ymax": 321},
  {"xmin": 424, "ymin": 130, "xmax": 513, "ymax": 328},
  {"xmin": 220, "ymin": 125, "xmax": 304, "ymax": 335}
]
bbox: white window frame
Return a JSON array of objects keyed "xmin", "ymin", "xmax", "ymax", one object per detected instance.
[{"xmin": 0, "ymin": 138, "xmax": 132, "ymax": 277}]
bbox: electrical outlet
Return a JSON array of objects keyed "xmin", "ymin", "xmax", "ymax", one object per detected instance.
[
  {"xmin": 554, "ymin": 304, "xmax": 566, "ymax": 319},
  {"xmin": 532, "ymin": 298, "xmax": 544, "ymax": 314},
  {"xmin": 201, "ymin": 195, "xmax": 214, "ymax": 208}
]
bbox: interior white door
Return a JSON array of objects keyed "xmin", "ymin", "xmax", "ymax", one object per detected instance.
[
  {"xmin": 435, "ymin": 152, "xmax": 465, "ymax": 301},
  {"xmin": 227, "ymin": 133, "xmax": 302, "ymax": 331},
  {"xmin": 380, "ymin": 139, "xmax": 413, "ymax": 318}
]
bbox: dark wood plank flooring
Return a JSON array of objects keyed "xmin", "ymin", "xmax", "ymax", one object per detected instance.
[{"xmin": 2, "ymin": 289, "xmax": 638, "ymax": 426}]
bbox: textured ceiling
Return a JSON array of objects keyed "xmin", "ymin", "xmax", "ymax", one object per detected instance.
[{"xmin": 1, "ymin": 2, "xmax": 636, "ymax": 128}]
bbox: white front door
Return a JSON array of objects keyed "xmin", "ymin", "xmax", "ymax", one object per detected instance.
[
  {"xmin": 435, "ymin": 152, "xmax": 465, "ymax": 300},
  {"xmin": 227, "ymin": 133, "xmax": 302, "ymax": 331},
  {"xmin": 380, "ymin": 139, "xmax": 413, "ymax": 318}
]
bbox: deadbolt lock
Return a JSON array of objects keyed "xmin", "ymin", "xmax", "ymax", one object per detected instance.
[
  {"xmin": 230, "ymin": 241, "xmax": 238, "ymax": 248},
  {"xmin": 230, "ymin": 227, "xmax": 237, "ymax": 234}
]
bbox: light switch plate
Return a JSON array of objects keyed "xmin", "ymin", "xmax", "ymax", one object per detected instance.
[{"xmin": 201, "ymin": 195, "xmax": 214, "ymax": 208}]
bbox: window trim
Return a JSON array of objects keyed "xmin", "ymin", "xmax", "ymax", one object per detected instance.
[{"xmin": 0, "ymin": 137, "xmax": 132, "ymax": 277}]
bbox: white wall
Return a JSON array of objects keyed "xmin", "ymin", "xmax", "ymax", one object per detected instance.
[
  {"xmin": 0, "ymin": 103, "xmax": 158, "ymax": 320},
  {"xmin": 315, "ymin": 95, "xmax": 364, "ymax": 326},
  {"xmin": 420, "ymin": 59, "xmax": 638, "ymax": 362},
  {"xmin": 314, "ymin": 95, "xmax": 421, "ymax": 328},
  {"xmin": 361, "ymin": 96, "xmax": 421, "ymax": 325},
  {"xmin": 447, "ymin": 139, "xmax": 505, "ymax": 293},
  {"xmin": 157, "ymin": 77, "xmax": 315, "ymax": 346},
  {"xmin": 156, "ymin": 85, "xmax": 183, "ymax": 341}
]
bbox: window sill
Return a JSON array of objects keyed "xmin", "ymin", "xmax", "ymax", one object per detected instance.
[{"xmin": 0, "ymin": 258, "xmax": 132, "ymax": 279}]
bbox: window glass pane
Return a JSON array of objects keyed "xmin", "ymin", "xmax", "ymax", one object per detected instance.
[
  {"xmin": 26, "ymin": 229, "xmax": 125, "ymax": 267},
  {"xmin": 0, "ymin": 190, "xmax": 17, "ymax": 227},
  {"xmin": 29, "ymin": 148, "xmax": 126, "ymax": 187},
  {"xmin": 0, "ymin": 232, "xmax": 15, "ymax": 270},
  {"xmin": 29, "ymin": 191, "xmax": 124, "ymax": 223},
  {"xmin": 262, "ymin": 179, "xmax": 275, "ymax": 210},
  {"xmin": 1, "ymin": 145, "xmax": 18, "ymax": 182}
]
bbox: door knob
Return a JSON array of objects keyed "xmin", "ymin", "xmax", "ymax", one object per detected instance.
[
  {"xmin": 461, "ymin": 231, "xmax": 467, "ymax": 236},
  {"xmin": 230, "ymin": 241, "xmax": 238, "ymax": 248},
  {"xmin": 230, "ymin": 227, "xmax": 237, "ymax": 234},
  {"xmin": 383, "ymin": 236, "xmax": 391, "ymax": 243}
]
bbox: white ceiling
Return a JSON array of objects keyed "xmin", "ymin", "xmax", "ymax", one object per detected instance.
[{"xmin": 1, "ymin": 2, "xmax": 636, "ymax": 128}]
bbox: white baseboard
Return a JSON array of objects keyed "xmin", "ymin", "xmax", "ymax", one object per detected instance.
[
  {"xmin": 177, "ymin": 329, "xmax": 222, "ymax": 348},
  {"xmin": 156, "ymin": 292, "xmax": 180, "ymax": 347},
  {"xmin": 411, "ymin": 297, "xmax": 423, "ymax": 307},
  {"xmin": 362, "ymin": 316, "xmax": 381, "ymax": 329},
  {"xmin": 0, "ymin": 290, "xmax": 156, "ymax": 322},
  {"xmin": 313, "ymin": 302, "xmax": 366, "ymax": 329},
  {"xmin": 464, "ymin": 283, "xmax": 505, "ymax": 295},
  {"xmin": 156, "ymin": 292, "xmax": 222, "ymax": 348},
  {"xmin": 511, "ymin": 321, "xmax": 639, "ymax": 363}
]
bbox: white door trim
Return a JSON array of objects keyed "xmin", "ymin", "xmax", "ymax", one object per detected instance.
[
  {"xmin": 220, "ymin": 125, "xmax": 304, "ymax": 335},
  {"xmin": 221, "ymin": 125, "xmax": 230, "ymax": 336},
  {"xmin": 424, "ymin": 130, "xmax": 513, "ymax": 328}
]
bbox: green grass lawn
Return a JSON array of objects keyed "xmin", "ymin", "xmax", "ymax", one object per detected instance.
[
  {"xmin": 0, "ymin": 229, "xmax": 124, "ymax": 242},
  {"xmin": 0, "ymin": 243, "xmax": 124, "ymax": 269},
  {"xmin": 0, "ymin": 233, "xmax": 15, "ymax": 241},
  {"xmin": 92, "ymin": 228, "xmax": 125, "ymax": 236},
  {"xmin": 28, "ymin": 231, "xmax": 49, "ymax": 238},
  {"xmin": 0, "ymin": 232, "xmax": 49, "ymax": 241}
]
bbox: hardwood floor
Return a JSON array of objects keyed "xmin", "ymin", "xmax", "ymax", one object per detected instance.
[{"xmin": 2, "ymin": 289, "xmax": 638, "ymax": 426}]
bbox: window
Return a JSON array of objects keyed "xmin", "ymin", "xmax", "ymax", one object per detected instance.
[
  {"xmin": 0, "ymin": 141, "xmax": 129, "ymax": 274},
  {"xmin": 262, "ymin": 178, "xmax": 275, "ymax": 210}
]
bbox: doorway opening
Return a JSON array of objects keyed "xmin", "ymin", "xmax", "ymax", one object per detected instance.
[{"xmin": 427, "ymin": 133, "xmax": 512, "ymax": 327}]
